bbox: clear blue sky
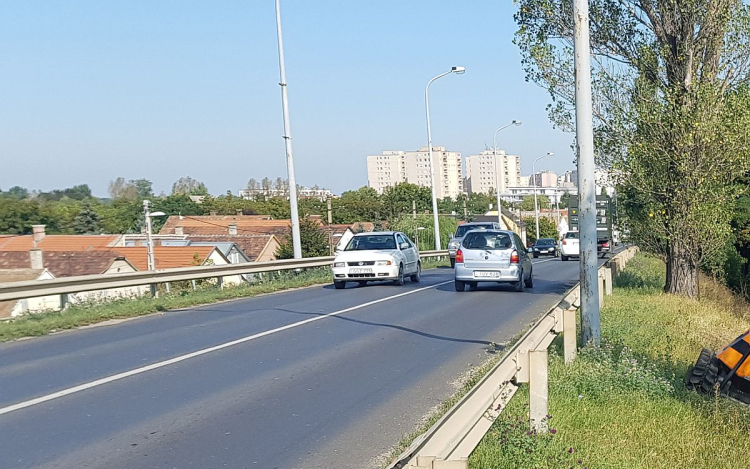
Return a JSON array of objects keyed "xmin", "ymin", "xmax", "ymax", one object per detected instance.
[{"xmin": 0, "ymin": 1, "xmax": 576, "ymax": 197}]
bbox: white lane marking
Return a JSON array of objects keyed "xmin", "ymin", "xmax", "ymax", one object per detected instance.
[
  {"xmin": 0, "ymin": 280, "xmax": 452, "ymax": 416},
  {"xmin": 531, "ymin": 258, "xmax": 558, "ymax": 265}
]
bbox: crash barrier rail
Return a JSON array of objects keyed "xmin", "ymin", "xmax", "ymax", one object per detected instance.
[
  {"xmin": 0, "ymin": 250, "xmax": 450, "ymax": 303},
  {"xmin": 387, "ymin": 246, "xmax": 639, "ymax": 469}
]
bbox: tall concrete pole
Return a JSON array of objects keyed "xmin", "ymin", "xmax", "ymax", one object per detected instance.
[
  {"xmin": 532, "ymin": 153, "xmax": 553, "ymax": 241},
  {"xmin": 144, "ymin": 200, "xmax": 155, "ymax": 271},
  {"xmin": 573, "ymin": 0, "xmax": 601, "ymax": 345},
  {"xmin": 275, "ymin": 0, "xmax": 302, "ymax": 258},
  {"xmin": 425, "ymin": 66, "xmax": 465, "ymax": 250}
]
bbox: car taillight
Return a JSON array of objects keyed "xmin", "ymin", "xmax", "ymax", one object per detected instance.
[
  {"xmin": 511, "ymin": 250, "xmax": 519, "ymax": 264},
  {"xmin": 603, "ymin": 242, "xmax": 610, "ymax": 247},
  {"xmin": 456, "ymin": 249, "xmax": 464, "ymax": 264}
]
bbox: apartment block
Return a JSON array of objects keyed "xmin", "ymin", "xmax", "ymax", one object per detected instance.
[
  {"xmin": 366, "ymin": 146, "xmax": 463, "ymax": 199},
  {"xmin": 531, "ymin": 170, "xmax": 559, "ymax": 188},
  {"xmin": 464, "ymin": 150, "xmax": 521, "ymax": 195}
]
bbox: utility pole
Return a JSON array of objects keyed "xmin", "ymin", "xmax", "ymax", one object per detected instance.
[
  {"xmin": 327, "ymin": 197, "xmax": 332, "ymax": 224},
  {"xmin": 144, "ymin": 200, "xmax": 155, "ymax": 271},
  {"xmin": 412, "ymin": 200, "xmax": 417, "ymax": 220},
  {"xmin": 573, "ymin": 0, "xmax": 600, "ymax": 345},
  {"xmin": 275, "ymin": 0, "xmax": 302, "ymax": 258},
  {"xmin": 462, "ymin": 198, "xmax": 468, "ymax": 220}
]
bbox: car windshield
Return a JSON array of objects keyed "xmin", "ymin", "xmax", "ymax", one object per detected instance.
[
  {"xmin": 462, "ymin": 232, "xmax": 513, "ymax": 250},
  {"xmin": 535, "ymin": 239, "xmax": 556, "ymax": 246},
  {"xmin": 564, "ymin": 232, "xmax": 580, "ymax": 239},
  {"xmin": 455, "ymin": 224, "xmax": 493, "ymax": 238},
  {"xmin": 344, "ymin": 235, "xmax": 396, "ymax": 251}
]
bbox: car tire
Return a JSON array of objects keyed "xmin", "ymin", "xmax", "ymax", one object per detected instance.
[
  {"xmin": 450, "ymin": 258, "xmax": 456, "ymax": 268},
  {"xmin": 454, "ymin": 279, "xmax": 466, "ymax": 292},
  {"xmin": 533, "ymin": 253, "xmax": 539, "ymax": 259},
  {"xmin": 514, "ymin": 271, "xmax": 525, "ymax": 292},
  {"xmin": 334, "ymin": 281, "xmax": 346, "ymax": 289},
  {"xmin": 468, "ymin": 281, "xmax": 478, "ymax": 290},
  {"xmin": 410, "ymin": 262, "xmax": 421, "ymax": 283},
  {"xmin": 393, "ymin": 264, "xmax": 405, "ymax": 286},
  {"xmin": 561, "ymin": 255, "xmax": 568, "ymax": 261},
  {"xmin": 524, "ymin": 270, "xmax": 534, "ymax": 288}
]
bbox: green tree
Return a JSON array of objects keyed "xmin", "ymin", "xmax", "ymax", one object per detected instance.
[
  {"xmin": 171, "ymin": 176, "xmax": 209, "ymax": 196},
  {"xmin": 275, "ymin": 217, "xmax": 329, "ymax": 259},
  {"xmin": 0, "ymin": 186, "xmax": 29, "ymax": 199},
  {"xmin": 520, "ymin": 195, "xmax": 550, "ymax": 211},
  {"xmin": 390, "ymin": 214, "xmax": 458, "ymax": 251},
  {"xmin": 71, "ymin": 200, "xmax": 101, "ymax": 234},
  {"xmin": 381, "ymin": 183, "xmax": 432, "ymax": 219},
  {"xmin": 523, "ymin": 216, "xmax": 558, "ymax": 245},
  {"xmin": 514, "ymin": 0, "xmax": 750, "ymax": 297}
]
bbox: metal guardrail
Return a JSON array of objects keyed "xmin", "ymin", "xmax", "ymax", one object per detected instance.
[
  {"xmin": 387, "ymin": 246, "xmax": 638, "ymax": 469},
  {"xmin": 0, "ymin": 250, "xmax": 449, "ymax": 302}
]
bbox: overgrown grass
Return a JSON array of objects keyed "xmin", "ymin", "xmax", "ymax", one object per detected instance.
[
  {"xmin": 0, "ymin": 257, "xmax": 449, "ymax": 343},
  {"xmin": 470, "ymin": 253, "xmax": 750, "ymax": 469}
]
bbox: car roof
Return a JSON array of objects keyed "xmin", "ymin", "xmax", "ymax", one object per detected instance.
[
  {"xmin": 464, "ymin": 229, "xmax": 514, "ymax": 235},
  {"xmin": 353, "ymin": 231, "xmax": 398, "ymax": 237},
  {"xmin": 461, "ymin": 222, "xmax": 496, "ymax": 226}
]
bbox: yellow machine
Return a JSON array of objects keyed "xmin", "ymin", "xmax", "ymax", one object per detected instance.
[{"xmin": 686, "ymin": 330, "xmax": 750, "ymax": 404}]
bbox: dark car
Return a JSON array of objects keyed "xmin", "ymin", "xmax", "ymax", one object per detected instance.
[{"xmin": 532, "ymin": 238, "xmax": 558, "ymax": 258}]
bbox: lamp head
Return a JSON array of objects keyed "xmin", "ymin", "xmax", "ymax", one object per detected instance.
[
  {"xmin": 150, "ymin": 211, "xmax": 166, "ymax": 217},
  {"xmin": 547, "ymin": 152, "xmax": 554, "ymax": 157},
  {"xmin": 451, "ymin": 66, "xmax": 466, "ymax": 75},
  {"xmin": 512, "ymin": 120, "xmax": 522, "ymax": 126}
]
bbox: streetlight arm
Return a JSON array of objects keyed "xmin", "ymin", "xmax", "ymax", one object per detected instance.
[{"xmin": 493, "ymin": 120, "xmax": 522, "ymax": 225}]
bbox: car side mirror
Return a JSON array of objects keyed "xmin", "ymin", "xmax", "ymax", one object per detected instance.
[{"xmin": 400, "ymin": 242, "xmax": 410, "ymax": 250}]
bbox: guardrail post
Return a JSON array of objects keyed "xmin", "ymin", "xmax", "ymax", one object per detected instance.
[
  {"xmin": 433, "ymin": 459, "xmax": 469, "ymax": 469},
  {"xmin": 529, "ymin": 350, "xmax": 548, "ymax": 432},
  {"xmin": 149, "ymin": 284, "xmax": 158, "ymax": 298},
  {"xmin": 597, "ymin": 272, "xmax": 605, "ymax": 309},
  {"xmin": 603, "ymin": 267, "xmax": 612, "ymax": 295},
  {"xmin": 165, "ymin": 282, "xmax": 171, "ymax": 294},
  {"xmin": 217, "ymin": 277, "xmax": 224, "ymax": 289},
  {"xmin": 59, "ymin": 293, "xmax": 69, "ymax": 310},
  {"xmin": 563, "ymin": 308, "xmax": 577, "ymax": 363}
]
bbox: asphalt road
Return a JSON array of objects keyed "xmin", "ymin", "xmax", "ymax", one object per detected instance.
[{"xmin": 0, "ymin": 256, "xmax": 602, "ymax": 469}]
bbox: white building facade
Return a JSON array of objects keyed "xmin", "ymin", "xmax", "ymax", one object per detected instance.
[
  {"xmin": 464, "ymin": 150, "xmax": 521, "ymax": 195},
  {"xmin": 366, "ymin": 146, "xmax": 463, "ymax": 199}
]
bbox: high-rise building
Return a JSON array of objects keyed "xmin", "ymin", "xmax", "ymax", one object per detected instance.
[
  {"xmin": 531, "ymin": 170, "xmax": 559, "ymax": 188},
  {"xmin": 464, "ymin": 150, "xmax": 521, "ymax": 195},
  {"xmin": 366, "ymin": 146, "xmax": 463, "ymax": 199}
]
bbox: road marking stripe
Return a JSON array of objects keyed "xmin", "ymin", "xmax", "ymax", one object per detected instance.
[
  {"xmin": 0, "ymin": 280, "xmax": 452, "ymax": 417},
  {"xmin": 531, "ymin": 258, "xmax": 558, "ymax": 265}
]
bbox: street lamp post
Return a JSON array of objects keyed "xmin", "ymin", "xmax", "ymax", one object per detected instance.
[
  {"xmin": 143, "ymin": 200, "xmax": 165, "ymax": 298},
  {"xmin": 275, "ymin": 0, "xmax": 302, "ymax": 259},
  {"xmin": 493, "ymin": 120, "xmax": 522, "ymax": 225},
  {"xmin": 532, "ymin": 152, "xmax": 554, "ymax": 241},
  {"xmin": 415, "ymin": 226, "xmax": 425, "ymax": 251},
  {"xmin": 425, "ymin": 66, "xmax": 465, "ymax": 250}
]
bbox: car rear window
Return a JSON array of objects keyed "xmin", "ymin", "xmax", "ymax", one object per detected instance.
[
  {"xmin": 564, "ymin": 232, "xmax": 580, "ymax": 239},
  {"xmin": 345, "ymin": 235, "xmax": 396, "ymax": 251},
  {"xmin": 463, "ymin": 232, "xmax": 513, "ymax": 250},
  {"xmin": 535, "ymin": 238, "xmax": 556, "ymax": 245},
  {"xmin": 455, "ymin": 224, "xmax": 493, "ymax": 237}
]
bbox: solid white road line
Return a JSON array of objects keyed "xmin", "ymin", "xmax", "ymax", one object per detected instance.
[{"xmin": 0, "ymin": 280, "xmax": 452, "ymax": 417}]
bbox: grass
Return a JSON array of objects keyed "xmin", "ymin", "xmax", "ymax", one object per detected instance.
[
  {"xmin": 470, "ymin": 253, "xmax": 750, "ymax": 469},
  {"xmin": 0, "ymin": 257, "xmax": 450, "ymax": 343}
]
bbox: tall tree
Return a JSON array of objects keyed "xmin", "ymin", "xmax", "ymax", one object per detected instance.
[
  {"xmin": 71, "ymin": 200, "xmax": 101, "ymax": 234},
  {"xmin": 171, "ymin": 176, "xmax": 208, "ymax": 196},
  {"xmin": 515, "ymin": 0, "xmax": 750, "ymax": 297},
  {"xmin": 275, "ymin": 217, "xmax": 328, "ymax": 259},
  {"xmin": 109, "ymin": 177, "xmax": 137, "ymax": 199}
]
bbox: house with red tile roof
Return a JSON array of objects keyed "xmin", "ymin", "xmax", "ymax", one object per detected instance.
[{"xmin": 0, "ymin": 268, "xmax": 57, "ymax": 319}]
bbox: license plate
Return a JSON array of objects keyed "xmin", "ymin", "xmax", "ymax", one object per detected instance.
[
  {"xmin": 475, "ymin": 271, "xmax": 501, "ymax": 278},
  {"xmin": 350, "ymin": 268, "xmax": 372, "ymax": 274}
]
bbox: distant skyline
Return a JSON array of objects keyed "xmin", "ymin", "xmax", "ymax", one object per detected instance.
[{"xmin": 0, "ymin": 1, "xmax": 577, "ymax": 198}]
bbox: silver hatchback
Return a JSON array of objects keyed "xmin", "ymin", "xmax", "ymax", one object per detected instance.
[{"xmin": 453, "ymin": 229, "xmax": 533, "ymax": 292}]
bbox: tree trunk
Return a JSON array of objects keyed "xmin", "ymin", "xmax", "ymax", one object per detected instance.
[{"xmin": 664, "ymin": 244, "xmax": 698, "ymax": 299}]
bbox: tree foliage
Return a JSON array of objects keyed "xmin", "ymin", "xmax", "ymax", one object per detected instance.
[
  {"xmin": 171, "ymin": 176, "xmax": 208, "ymax": 196},
  {"xmin": 275, "ymin": 217, "xmax": 329, "ymax": 259},
  {"xmin": 520, "ymin": 194, "xmax": 551, "ymax": 211},
  {"xmin": 515, "ymin": 0, "xmax": 750, "ymax": 297},
  {"xmin": 523, "ymin": 216, "xmax": 559, "ymax": 245}
]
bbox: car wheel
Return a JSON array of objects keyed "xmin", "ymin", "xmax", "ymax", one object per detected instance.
[
  {"xmin": 393, "ymin": 264, "xmax": 405, "ymax": 286},
  {"xmin": 334, "ymin": 281, "xmax": 346, "ymax": 289},
  {"xmin": 514, "ymin": 270, "xmax": 525, "ymax": 292},
  {"xmin": 450, "ymin": 258, "xmax": 456, "ymax": 268},
  {"xmin": 524, "ymin": 269, "xmax": 534, "ymax": 288},
  {"xmin": 533, "ymin": 253, "xmax": 539, "ymax": 259},
  {"xmin": 468, "ymin": 281, "xmax": 478, "ymax": 290},
  {"xmin": 410, "ymin": 262, "xmax": 421, "ymax": 282},
  {"xmin": 454, "ymin": 279, "xmax": 466, "ymax": 292},
  {"xmin": 561, "ymin": 255, "xmax": 568, "ymax": 261}
]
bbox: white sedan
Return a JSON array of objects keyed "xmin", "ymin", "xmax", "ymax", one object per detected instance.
[
  {"xmin": 560, "ymin": 231, "xmax": 580, "ymax": 261},
  {"xmin": 331, "ymin": 231, "xmax": 421, "ymax": 289}
]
